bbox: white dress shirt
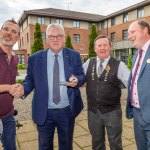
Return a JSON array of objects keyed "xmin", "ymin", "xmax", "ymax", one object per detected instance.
[{"xmin": 83, "ymin": 56, "xmax": 130, "ymax": 87}]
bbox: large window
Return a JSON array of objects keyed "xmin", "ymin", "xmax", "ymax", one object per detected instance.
[
  {"xmin": 137, "ymin": 8, "xmax": 144, "ymax": 18},
  {"xmin": 122, "ymin": 29, "xmax": 128, "ymax": 40},
  {"xmin": 73, "ymin": 34, "xmax": 80, "ymax": 43},
  {"xmin": 111, "ymin": 32, "xmax": 115, "ymax": 42},
  {"xmin": 56, "ymin": 19, "xmax": 63, "ymax": 25},
  {"xmin": 111, "ymin": 17, "xmax": 115, "ymax": 26},
  {"xmin": 89, "ymin": 22, "xmax": 92, "ymax": 29},
  {"xmin": 37, "ymin": 17, "xmax": 45, "ymax": 24},
  {"xmin": 17, "ymin": 54, "xmax": 25, "ymax": 64},
  {"xmin": 41, "ymin": 32, "xmax": 46, "ymax": 41},
  {"xmin": 101, "ymin": 21, "xmax": 105, "ymax": 29},
  {"xmin": 73, "ymin": 21, "xmax": 80, "ymax": 28},
  {"xmin": 120, "ymin": 49, "xmax": 129, "ymax": 64},
  {"xmin": 123, "ymin": 13, "xmax": 128, "ymax": 23}
]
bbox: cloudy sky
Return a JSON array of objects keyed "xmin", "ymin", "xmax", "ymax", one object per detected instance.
[{"xmin": 0, "ymin": 0, "xmax": 144, "ymax": 27}]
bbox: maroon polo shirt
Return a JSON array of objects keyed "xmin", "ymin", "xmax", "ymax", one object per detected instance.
[{"xmin": 0, "ymin": 48, "xmax": 18, "ymax": 119}]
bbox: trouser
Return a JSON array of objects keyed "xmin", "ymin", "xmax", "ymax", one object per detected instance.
[
  {"xmin": 1, "ymin": 115, "xmax": 16, "ymax": 150},
  {"xmin": 0, "ymin": 119, "xmax": 3, "ymax": 140},
  {"xmin": 133, "ymin": 107, "xmax": 150, "ymax": 150},
  {"xmin": 88, "ymin": 109, "xmax": 122, "ymax": 150},
  {"xmin": 37, "ymin": 106, "xmax": 75, "ymax": 150}
]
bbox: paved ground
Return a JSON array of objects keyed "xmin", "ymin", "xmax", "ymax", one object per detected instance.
[
  {"xmin": 0, "ymin": 70, "xmax": 136, "ymax": 149},
  {"xmin": 0, "ymin": 88, "xmax": 136, "ymax": 150}
]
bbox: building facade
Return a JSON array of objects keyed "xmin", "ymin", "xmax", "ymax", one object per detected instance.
[{"xmin": 17, "ymin": 0, "xmax": 150, "ymax": 65}]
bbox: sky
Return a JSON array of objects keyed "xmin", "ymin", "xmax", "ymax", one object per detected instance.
[
  {"xmin": 0, "ymin": 0, "xmax": 144, "ymax": 49},
  {"xmin": 0, "ymin": 0, "xmax": 145, "ymax": 27}
]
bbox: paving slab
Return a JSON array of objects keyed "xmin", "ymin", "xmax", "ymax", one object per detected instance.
[{"xmin": 0, "ymin": 88, "xmax": 137, "ymax": 150}]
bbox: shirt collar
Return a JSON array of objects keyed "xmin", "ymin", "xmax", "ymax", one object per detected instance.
[
  {"xmin": 96, "ymin": 55, "xmax": 110, "ymax": 62},
  {"xmin": 142, "ymin": 39, "xmax": 150, "ymax": 52},
  {"xmin": 48, "ymin": 48, "xmax": 63, "ymax": 57},
  {"xmin": 0, "ymin": 47, "xmax": 15, "ymax": 56}
]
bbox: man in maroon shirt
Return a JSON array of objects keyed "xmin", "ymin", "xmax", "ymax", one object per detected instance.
[{"xmin": 0, "ymin": 19, "xmax": 20, "ymax": 150}]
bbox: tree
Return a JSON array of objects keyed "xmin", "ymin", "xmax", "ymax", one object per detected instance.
[
  {"xmin": 127, "ymin": 54, "xmax": 132, "ymax": 70},
  {"xmin": 65, "ymin": 34, "xmax": 74, "ymax": 49},
  {"xmin": 31, "ymin": 23, "xmax": 44, "ymax": 54},
  {"xmin": 88, "ymin": 24, "xmax": 98, "ymax": 58}
]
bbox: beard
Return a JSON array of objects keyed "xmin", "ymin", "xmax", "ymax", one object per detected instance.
[{"xmin": 0, "ymin": 35, "xmax": 16, "ymax": 47}]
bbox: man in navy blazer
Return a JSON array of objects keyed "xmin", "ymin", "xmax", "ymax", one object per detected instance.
[
  {"xmin": 126, "ymin": 20, "xmax": 150, "ymax": 150},
  {"xmin": 16, "ymin": 24, "xmax": 85, "ymax": 150}
]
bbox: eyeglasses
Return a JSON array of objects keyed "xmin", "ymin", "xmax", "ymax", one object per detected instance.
[
  {"xmin": 47, "ymin": 35, "xmax": 64, "ymax": 40},
  {"xmin": 1, "ymin": 27, "xmax": 19, "ymax": 35}
]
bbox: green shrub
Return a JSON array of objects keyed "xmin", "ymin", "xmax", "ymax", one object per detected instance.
[
  {"xmin": 18, "ymin": 64, "xmax": 26, "ymax": 70},
  {"xmin": 16, "ymin": 79, "xmax": 23, "ymax": 84},
  {"xmin": 127, "ymin": 54, "xmax": 132, "ymax": 70}
]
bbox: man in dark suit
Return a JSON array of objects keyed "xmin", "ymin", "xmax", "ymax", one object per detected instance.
[
  {"xmin": 126, "ymin": 20, "xmax": 150, "ymax": 150},
  {"xmin": 16, "ymin": 24, "xmax": 85, "ymax": 150}
]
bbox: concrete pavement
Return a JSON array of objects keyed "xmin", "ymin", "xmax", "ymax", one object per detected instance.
[{"xmin": 0, "ymin": 88, "xmax": 136, "ymax": 150}]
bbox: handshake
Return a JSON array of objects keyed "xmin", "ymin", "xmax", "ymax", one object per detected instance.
[{"xmin": 9, "ymin": 83, "xmax": 24, "ymax": 99}]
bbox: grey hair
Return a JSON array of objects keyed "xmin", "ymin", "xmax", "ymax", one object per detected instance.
[{"xmin": 46, "ymin": 23, "xmax": 65, "ymax": 36}]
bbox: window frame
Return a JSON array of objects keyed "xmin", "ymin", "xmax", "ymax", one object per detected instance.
[
  {"xmin": 73, "ymin": 21, "xmax": 80, "ymax": 28},
  {"xmin": 73, "ymin": 34, "xmax": 80, "ymax": 43}
]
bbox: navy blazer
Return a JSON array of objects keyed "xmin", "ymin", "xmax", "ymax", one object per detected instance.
[
  {"xmin": 126, "ymin": 44, "xmax": 150, "ymax": 123},
  {"xmin": 22, "ymin": 48, "xmax": 85, "ymax": 125}
]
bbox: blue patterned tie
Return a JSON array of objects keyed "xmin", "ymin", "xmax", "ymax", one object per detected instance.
[{"xmin": 53, "ymin": 54, "xmax": 60, "ymax": 104}]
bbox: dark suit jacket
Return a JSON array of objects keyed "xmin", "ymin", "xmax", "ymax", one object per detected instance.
[
  {"xmin": 22, "ymin": 48, "xmax": 85, "ymax": 125},
  {"xmin": 126, "ymin": 44, "xmax": 150, "ymax": 123}
]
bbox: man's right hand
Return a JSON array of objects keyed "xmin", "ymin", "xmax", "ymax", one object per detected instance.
[{"xmin": 9, "ymin": 84, "xmax": 24, "ymax": 99}]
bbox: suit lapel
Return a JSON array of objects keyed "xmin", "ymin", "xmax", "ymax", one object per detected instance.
[
  {"xmin": 132, "ymin": 52, "xmax": 138, "ymax": 68},
  {"xmin": 63, "ymin": 48, "xmax": 70, "ymax": 81},
  {"xmin": 39, "ymin": 49, "xmax": 48, "ymax": 86},
  {"xmin": 139, "ymin": 45, "xmax": 150, "ymax": 75}
]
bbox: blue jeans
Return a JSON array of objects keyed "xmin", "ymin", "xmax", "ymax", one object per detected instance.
[
  {"xmin": 1, "ymin": 115, "xmax": 16, "ymax": 150},
  {"xmin": 37, "ymin": 106, "xmax": 75, "ymax": 150}
]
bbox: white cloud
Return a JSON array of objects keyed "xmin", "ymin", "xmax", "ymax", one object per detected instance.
[{"xmin": 0, "ymin": 0, "xmax": 144, "ymax": 27}]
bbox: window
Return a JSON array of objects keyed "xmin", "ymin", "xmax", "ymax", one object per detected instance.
[
  {"xmin": 120, "ymin": 49, "xmax": 129, "ymax": 64},
  {"xmin": 137, "ymin": 8, "xmax": 144, "ymax": 18},
  {"xmin": 101, "ymin": 21, "xmax": 105, "ymax": 29},
  {"xmin": 22, "ymin": 37, "xmax": 24, "ymax": 46},
  {"xmin": 27, "ymin": 33, "xmax": 29, "ymax": 43},
  {"xmin": 56, "ymin": 19, "xmax": 63, "ymax": 25},
  {"xmin": 41, "ymin": 32, "xmax": 46, "ymax": 41},
  {"xmin": 111, "ymin": 17, "xmax": 115, "ymax": 26},
  {"xmin": 111, "ymin": 32, "xmax": 115, "ymax": 42},
  {"xmin": 20, "ymin": 39, "xmax": 21, "ymax": 47},
  {"xmin": 73, "ymin": 34, "xmax": 80, "ymax": 43},
  {"xmin": 122, "ymin": 29, "xmax": 128, "ymax": 40},
  {"xmin": 123, "ymin": 13, "xmax": 128, "ymax": 23},
  {"xmin": 17, "ymin": 54, "xmax": 25, "ymax": 64},
  {"xmin": 73, "ymin": 21, "xmax": 80, "ymax": 28},
  {"xmin": 37, "ymin": 17, "xmax": 45, "ymax": 24},
  {"xmin": 89, "ymin": 22, "xmax": 92, "ymax": 29}
]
